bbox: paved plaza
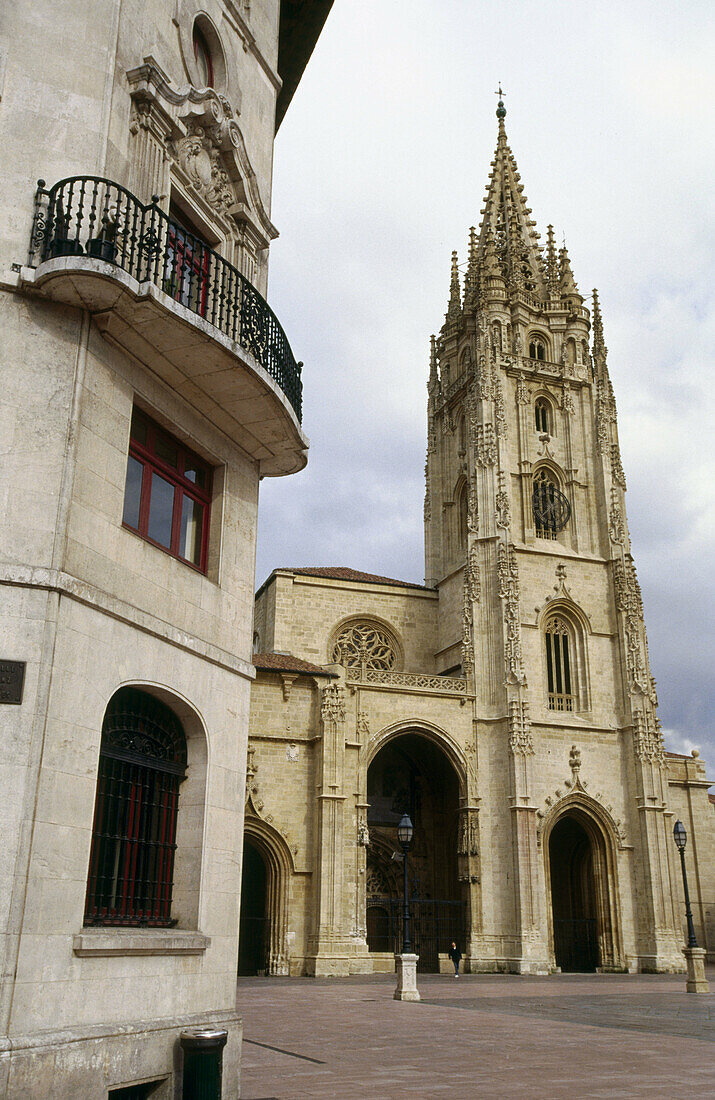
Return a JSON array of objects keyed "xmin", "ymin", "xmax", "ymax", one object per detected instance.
[{"xmin": 237, "ymin": 970, "xmax": 714, "ymax": 1099}]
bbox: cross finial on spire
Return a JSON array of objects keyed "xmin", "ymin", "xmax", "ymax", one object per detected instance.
[{"xmin": 495, "ymin": 84, "xmax": 506, "ymax": 120}]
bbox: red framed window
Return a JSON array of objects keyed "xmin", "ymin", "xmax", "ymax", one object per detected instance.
[
  {"xmin": 84, "ymin": 688, "xmax": 187, "ymax": 927},
  {"xmin": 192, "ymin": 24, "xmax": 214, "ymax": 87},
  {"xmin": 122, "ymin": 408, "xmax": 212, "ymax": 572},
  {"xmin": 165, "ymin": 204, "xmax": 210, "ymax": 318}
]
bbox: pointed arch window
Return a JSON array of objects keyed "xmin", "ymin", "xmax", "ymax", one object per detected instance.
[
  {"xmin": 529, "ymin": 336, "xmax": 547, "ymax": 361},
  {"xmin": 533, "ymin": 468, "xmax": 570, "ymax": 539},
  {"xmin": 545, "ymin": 615, "xmax": 575, "ymax": 711},
  {"xmin": 534, "ymin": 397, "xmax": 552, "ymax": 434},
  {"xmin": 84, "ymin": 688, "xmax": 187, "ymax": 927}
]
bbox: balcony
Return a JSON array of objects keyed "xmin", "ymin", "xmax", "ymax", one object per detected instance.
[{"xmin": 27, "ymin": 177, "xmax": 307, "ymax": 476}]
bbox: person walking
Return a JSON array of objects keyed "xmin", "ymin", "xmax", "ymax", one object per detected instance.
[{"xmin": 448, "ymin": 941, "xmax": 462, "ymax": 977}]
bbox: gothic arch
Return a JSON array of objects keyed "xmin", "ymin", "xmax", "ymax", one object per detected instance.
[
  {"xmin": 533, "ymin": 391, "xmax": 555, "ymax": 435},
  {"xmin": 537, "ymin": 600, "xmax": 591, "ymax": 712},
  {"xmin": 328, "ymin": 615, "xmax": 404, "ymax": 671},
  {"xmin": 540, "ymin": 794, "xmax": 625, "ymax": 971},
  {"xmin": 242, "ymin": 815, "xmax": 294, "ymax": 975},
  {"xmin": 528, "ymin": 331, "xmax": 550, "ymax": 361},
  {"xmin": 366, "ymin": 719, "xmax": 468, "ymax": 793}
]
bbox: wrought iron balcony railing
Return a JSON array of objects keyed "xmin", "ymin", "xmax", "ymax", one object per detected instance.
[{"xmin": 29, "ymin": 176, "xmax": 302, "ymax": 421}]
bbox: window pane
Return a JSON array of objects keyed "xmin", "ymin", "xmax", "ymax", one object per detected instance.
[
  {"xmin": 154, "ymin": 432, "xmax": 178, "ymax": 469},
  {"xmin": 147, "ymin": 472, "xmax": 175, "ymax": 548},
  {"xmin": 130, "ymin": 409, "xmax": 148, "ymax": 446},
  {"xmin": 183, "ymin": 460, "xmax": 206, "ymax": 489},
  {"xmin": 180, "ymin": 495, "xmax": 204, "ymax": 565},
  {"xmin": 122, "ymin": 455, "xmax": 143, "ymax": 529}
]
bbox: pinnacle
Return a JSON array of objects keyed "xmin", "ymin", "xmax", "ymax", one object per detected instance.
[
  {"xmin": 428, "ymin": 333, "xmax": 439, "ymax": 393},
  {"xmin": 446, "ymin": 249, "xmax": 462, "ymax": 320}
]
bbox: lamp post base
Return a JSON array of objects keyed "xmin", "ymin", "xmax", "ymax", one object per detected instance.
[
  {"xmin": 683, "ymin": 947, "xmax": 710, "ymax": 993},
  {"xmin": 394, "ymin": 953, "xmax": 420, "ymax": 1001}
]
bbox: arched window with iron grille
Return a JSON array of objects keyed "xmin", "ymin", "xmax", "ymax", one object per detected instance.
[
  {"xmin": 84, "ymin": 688, "xmax": 187, "ymax": 927},
  {"xmin": 545, "ymin": 615, "xmax": 576, "ymax": 711},
  {"xmin": 532, "ymin": 468, "xmax": 571, "ymax": 539}
]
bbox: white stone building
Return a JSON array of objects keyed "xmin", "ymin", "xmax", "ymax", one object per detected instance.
[
  {"xmin": 246, "ymin": 102, "xmax": 714, "ymax": 979},
  {"xmin": 0, "ymin": 2, "xmax": 331, "ymax": 1096}
]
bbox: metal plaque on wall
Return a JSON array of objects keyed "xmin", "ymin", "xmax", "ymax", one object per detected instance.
[{"xmin": 0, "ymin": 660, "xmax": 26, "ymax": 704}]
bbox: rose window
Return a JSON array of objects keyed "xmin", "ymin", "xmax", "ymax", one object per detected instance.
[{"xmin": 331, "ymin": 623, "xmax": 397, "ymax": 670}]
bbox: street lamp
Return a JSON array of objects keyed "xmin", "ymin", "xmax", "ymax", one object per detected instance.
[
  {"xmin": 672, "ymin": 820, "xmax": 697, "ymax": 948},
  {"xmin": 672, "ymin": 819, "xmax": 709, "ymax": 993},
  {"xmin": 397, "ymin": 813, "xmax": 414, "ymax": 954},
  {"xmin": 393, "ymin": 812, "xmax": 420, "ymax": 1001}
]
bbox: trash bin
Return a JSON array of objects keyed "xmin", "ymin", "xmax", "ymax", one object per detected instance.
[{"xmin": 180, "ymin": 1027, "xmax": 228, "ymax": 1100}]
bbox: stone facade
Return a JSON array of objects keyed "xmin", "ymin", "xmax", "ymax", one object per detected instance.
[
  {"xmin": 0, "ymin": 2, "xmax": 330, "ymax": 1096},
  {"xmin": 246, "ymin": 105, "xmax": 714, "ymax": 981}
]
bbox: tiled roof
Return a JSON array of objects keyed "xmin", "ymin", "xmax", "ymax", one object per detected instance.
[
  {"xmin": 709, "ymin": 792, "xmax": 715, "ymax": 806},
  {"xmin": 252, "ymin": 652, "xmax": 335, "ymax": 677},
  {"xmin": 279, "ymin": 566, "xmax": 430, "ymax": 590}
]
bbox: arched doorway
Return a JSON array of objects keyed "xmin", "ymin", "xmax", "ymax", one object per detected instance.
[
  {"xmin": 238, "ymin": 839, "xmax": 268, "ymax": 975},
  {"xmin": 366, "ymin": 732, "xmax": 464, "ymax": 972},
  {"xmin": 548, "ymin": 807, "xmax": 621, "ymax": 973}
]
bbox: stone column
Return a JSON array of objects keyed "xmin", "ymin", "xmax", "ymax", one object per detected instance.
[{"xmin": 306, "ymin": 681, "xmax": 354, "ymax": 976}]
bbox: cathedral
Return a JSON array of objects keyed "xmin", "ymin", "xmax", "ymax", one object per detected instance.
[{"xmin": 247, "ymin": 99, "xmax": 715, "ymax": 978}]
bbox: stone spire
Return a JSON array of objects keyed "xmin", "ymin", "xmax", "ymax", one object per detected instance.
[
  {"xmin": 446, "ymin": 249, "xmax": 462, "ymax": 322},
  {"xmin": 475, "ymin": 99, "xmax": 545, "ymax": 298}
]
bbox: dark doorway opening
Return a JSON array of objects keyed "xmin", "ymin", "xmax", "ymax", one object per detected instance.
[
  {"xmin": 366, "ymin": 733, "xmax": 463, "ymax": 972},
  {"xmin": 549, "ymin": 815, "xmax": 599, "ymax": 972},
  {"xmin": 238, "ymin": 839, "xmax": 268, "ymax": 975}
]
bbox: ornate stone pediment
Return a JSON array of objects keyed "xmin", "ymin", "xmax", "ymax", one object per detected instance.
[{"xmin": 126, "ymin": 55, "xmax": 277, "ymax": 249}]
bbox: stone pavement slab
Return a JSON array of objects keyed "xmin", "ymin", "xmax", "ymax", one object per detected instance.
[{"xmin": 236, "ymin": 971, "xmax": 715, "ymax": 1099}]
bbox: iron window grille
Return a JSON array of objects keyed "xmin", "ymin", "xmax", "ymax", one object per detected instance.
[
  {"xmin": 545, "ymin": 616, "xmax": 576, "ymax": 712},
  {"xmin": 533, "ymin": 469, "xmax": 571, "ymax": 539},
  {"xmin": 84, "ymin": 688, "xmax": 187, "ymax": 927},
  {"xmin": 122, "ymin": 407, "xmax": 212, "ymax": 572}
]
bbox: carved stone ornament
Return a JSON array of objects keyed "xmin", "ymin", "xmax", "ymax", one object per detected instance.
[
  {"xmin": 611, "ymin": 443, "xmax": 627, "ymax": 489},
  {"xmin": 468, "ymin": 473, "xmax": 479, "ymax": 534},
  {"xmin": 458, "ymin": 808, "xmax": 480, "ymax": 856},
  {"xmin": 357, "ymin": 711, "xmax": 370, "ymax": 739},
  {"xmin": 562, "ymin": 385, "xmax": 575, "ymax": 415},
  {"xmin": 613, "ymin": 556, "xmax": 649, "ymax": 695},
  {"xmin": 320, "ymin": 683, "xmax": 346, "ymax": 725},
  {"xmin": 466, "ymin": 544, "xmax": 481, "ymax": 602},
  {"xmin": 475, "ymin": 423, "xmax": 497, "ymax": 466},
  {"xmin": 498, "ymin": 542, "xmax": 526, "ymax": 684},
  {"xmin": 508, "ymin": 699, "xmax": 533, "ymax": 755},
  {"xmin": 516, "ymin": 376, "xmax": 529, "ymax": 405},
  {"xmin": 609, "ymin": 486, "xmax": 625, "ymax": 545},
  {"xmin": 536, "ymin": 748, "xmax": 627, "ymax": 846},
  {"xmin": 126, "ymin": 55, "xmax": 277, "ymax": 244},
  {"xmin": 633, "ymin": 707, "xmax": 665, "ymax": 764},
  {"xmin": 495, "ymin": 470, "xmax": 511, "ymax": 529},
  {"xmin": 245, "ymin": 745, "xmax": 264, "ymax": 814}
]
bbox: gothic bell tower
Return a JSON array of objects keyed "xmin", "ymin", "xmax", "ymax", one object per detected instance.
[{"xmin": 424, "ymin": 97, "xmax": 684, "ymax": 973}]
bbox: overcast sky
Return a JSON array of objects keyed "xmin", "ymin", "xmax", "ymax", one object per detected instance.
[{"xmin": 257, "ymin": 0, "xmax": 714, "ymax": 763}]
